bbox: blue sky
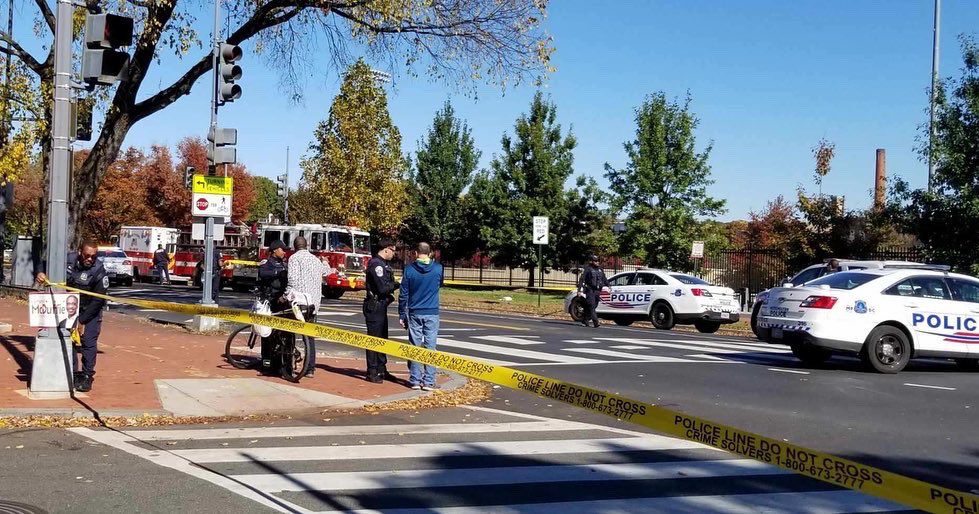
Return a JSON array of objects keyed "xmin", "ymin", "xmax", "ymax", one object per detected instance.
[{"xmin": 23, "ymin": 0, "xmax": 979, "ymax": 220}]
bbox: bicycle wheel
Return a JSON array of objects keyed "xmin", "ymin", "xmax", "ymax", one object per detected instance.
[
  {"xmin": 225, "ymin": 325, "xmax": 262, "ymax": 369},
  {"xmin": 280, "ymin": 332, "xmax": 314, "ymax": 382}
]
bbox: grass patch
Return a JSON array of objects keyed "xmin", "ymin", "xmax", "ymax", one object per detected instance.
[{"xmin": 439, "ymin": 287, "xmax": 568, "ymax": 317}]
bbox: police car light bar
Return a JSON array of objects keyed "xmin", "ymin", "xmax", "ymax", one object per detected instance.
[{"xmin": 882, "ymin": 264, "xmax": 951, "ymax": 271}]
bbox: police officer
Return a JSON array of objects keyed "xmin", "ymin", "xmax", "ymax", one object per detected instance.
[
  {"xmin": 258, "ymin": 240, "xmax": 288, "ymax": 373},
  {"xmin": 36, "ymin": 241, "xmax": 108, "ymax": 392},
  {"xmin": 211, "ymin": 246, "xmax": 222, "ymax": 304},
  {"xmin": 363, "ymin": 238, "xmax": 398, "ymax": 383},
  {"xmin": 577, "ymin": 254, "xmax": 609, "ymax": 328}
]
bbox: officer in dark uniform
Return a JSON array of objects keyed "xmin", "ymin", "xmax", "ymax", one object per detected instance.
[
  {"xmin": 363, "ymin": 238, "xmax": 398, "ymax": 383},
  {"xmin": 577, "ymin": 254, "xmax": 609, "ymax": 328},
  {"xmin": 36, "ymin": 241, "xmax": 107, "ymax": 392},
  {"xmin": 211, "ymin": 246, "xmax": 222, "ymax": 304},
  {"xmin": 257, "ymin": 240, "xmax": 288, "ymax": 372}
]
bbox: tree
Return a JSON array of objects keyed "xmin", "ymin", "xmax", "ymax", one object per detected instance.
[
  {"xmin": 402, "ymin": 101, "xmax": 480, "ymax": 260},
  {"xmin": 472, "ymin": 92, "xmax": 577, "ymax": 286},
  {"xmin": 5, "ymin": 158, "xmax": 45, "ymax": 240},
  {"xmin": 887, "ymin": 37, "xmax": 979, "ymax": 272},
  {"xmin": 300, "ymin": 60, "xmax": 409, "ymax": 233},
  {"xmin": 80, "ymin": 148, "xmax": 160, "ymax": 242},
  {"xmin": 249, "ymin": 176, "xmax": 285, "ymax": 224},
  {"xmin": 605, "ymin": 92, "xmax": 725, "ymax": 270},
  {"xmin": 142, "ymin": 145, "xmax": 191, "ymax": 227},
  {"xmin": 2, "ymin": 0, "xmax": 553, "ymax": 246}
]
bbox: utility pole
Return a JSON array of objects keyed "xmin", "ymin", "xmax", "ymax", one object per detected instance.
[
  {"xmin": 927, "ymin": 0, "xmax": 941, "ymax": 193},
  {"xmin": 45, "ymin": 0, "xmax": 75, "ymax": 286},
  {"xmin": 284, "ymin": 146, "xmax": 289, "ymax": 224},
  {"xmin": 200, "ymin": 0, "xmax": 221, "ymax": 309}
]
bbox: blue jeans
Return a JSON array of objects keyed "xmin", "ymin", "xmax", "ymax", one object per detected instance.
[{"xmin": 407, "ymin": 314, "xmax": 439, "ymax": 386}]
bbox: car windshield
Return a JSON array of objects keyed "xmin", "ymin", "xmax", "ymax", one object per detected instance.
[
  {"xmin": 354, "ymin": 234, "xmax": 370, "ymax": 255},
  {"xmin": 670, "ymin": 274, "xmax": 709, "ymax": 285},
  {"xmin": 805, "ymin": 272, "xmax": 878, "ymax": 290},
  {"xmin": 97, "ymin": 251, "xmax": 126, "ymax": 258}
]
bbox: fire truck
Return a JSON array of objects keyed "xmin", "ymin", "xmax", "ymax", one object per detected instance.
[
  {"xmin": 118, "ymin": 226, "xmax": 179, "ymax": 283},
  {"xmin": 175, "ymin": 223, "xmax": 253, "ymax": 289},
  {"xmin": 229, "ymin": 223, "xmax": 371, "ymax": 299}
]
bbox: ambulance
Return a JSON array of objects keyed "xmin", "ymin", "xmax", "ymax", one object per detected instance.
[{"xmin": 118, "ymin": 226, "xmax": 179, "ymax": 283}]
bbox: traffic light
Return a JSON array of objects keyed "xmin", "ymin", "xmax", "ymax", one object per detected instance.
[
  {"xmin": 206, "ymin": 127, "xmax": 237, "ymax": 169},
  {"xmin": 82, "ymin": 13, "xmax": 134, "ymax": 86},
  {"xmin": 276, "ymin": 173, "xmax": 288, "ymax": 198},
  {"xmin": 70, "ymin": 98, "xmax": 94, "ymax": 141},
  {"xmin": 184, "ymin": 167, "xmax": 196, "ymax": 189},
  {"xmin": 218, "ymin": 43, "xmax": 242, "ymax": 103}
]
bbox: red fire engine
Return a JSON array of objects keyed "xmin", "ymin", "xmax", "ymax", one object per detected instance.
[{"xmin": 229, "ymin": 223, "xmax": 371, "ymax": 298}]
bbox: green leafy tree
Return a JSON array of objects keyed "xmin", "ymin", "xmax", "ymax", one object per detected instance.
[
  {"xmin": 249, "ymin": 176, "xmax": 285, "ymax": 224},
  {"xmin": 3, "ymin": 0, "xmax": 554, "ymax": 246},
  {"xmin": 605, "ymin": 92, "xmax": 725, "ymax": 271},
  {"xmin": 300, "ymin": 60, "xmax": 409, "ymax": 233},
  {"xmin": 472, "ymin": 92, "xmax": 576, "ymax": 286},
  {"xmin": 402, "ymin": 101, "xmax": 480, "ymax": 260},
  {"xmin": 887, "ymin": 37, "xmax": 979, "ymax": 272}
]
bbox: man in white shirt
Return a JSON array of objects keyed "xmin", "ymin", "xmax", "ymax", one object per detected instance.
[{"xmin": 286, "ymin": 236, "xmax": 336, "ymax": 377}]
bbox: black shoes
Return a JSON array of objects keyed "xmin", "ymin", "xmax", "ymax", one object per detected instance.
[
  {"xmin": 367, "ymin": 374, "xmax": 383, "ymax": 384},
  {"xmin": 75, "ymin": 374, "xmax": 94, "ymax": 392}
]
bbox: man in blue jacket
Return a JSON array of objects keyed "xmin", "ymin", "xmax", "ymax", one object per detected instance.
[{"xmin": 398, "ymin": 242, "xmax": 444, "ymax": 391}]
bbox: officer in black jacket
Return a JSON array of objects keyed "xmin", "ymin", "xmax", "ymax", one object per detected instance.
[
  {"xmin": 37, "ymin": 241, "xmax": 108, "ymax": 392},
  {"xmin": 257, "ymin": 240, "xmax": 288, "ymax": 372},
  {"xmin": 363, "ymin": 238, "xmax": 399, "ymax": 383},
  {"xmin": 578, "ymin": 254, "xmax": 609, "ymax": 328}
]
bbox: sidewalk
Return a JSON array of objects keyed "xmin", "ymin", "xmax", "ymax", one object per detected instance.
[{"xmin": 0, "ymin": 296, "xmax": 462, "ymax": 419}]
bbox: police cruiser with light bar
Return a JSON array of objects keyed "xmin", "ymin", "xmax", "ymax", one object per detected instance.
[
  {"xmin": 565, "ymin": 269, "xmax": 740, "ymax": 333},
  {"xmin": 757, "ymin": 267, "xmax": 979, "ymax": 373}
]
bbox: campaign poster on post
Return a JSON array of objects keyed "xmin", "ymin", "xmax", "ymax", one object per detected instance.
[{"xmin": 29, "ymin": 292, "xmax": 81, "ymax": 328}]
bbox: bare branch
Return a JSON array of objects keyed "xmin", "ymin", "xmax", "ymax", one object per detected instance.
[
  {"xmin": 0, "ymin": 30, "xmax": 44, "ymax": 74},
  {"xmin": 33, "ymin": 0, "xmax": 55, "ymax": 34}
]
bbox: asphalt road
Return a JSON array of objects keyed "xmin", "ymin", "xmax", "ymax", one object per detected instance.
[{"xmin": 99, "ymin": 283, "xmax": 979, "ymax": 494}]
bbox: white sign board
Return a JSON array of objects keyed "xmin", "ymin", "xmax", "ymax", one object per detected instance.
[
  {"xmin": 691, "ymin": 240, "xmax": 705, "ymax": 259},
  {"xmin": 29, "ymin": 292, "xmax": 80, "ymax": 328},
  {"xmin": 192, "ymin": 192, "xmax": 233, "ymax": 217},
  {"xmin": 191, "ymin": 222, "xmax": 225, "ymax": 242},
  {"xmin": 533, "ymin": 216, "xmax": 549, "ymax": 245}
]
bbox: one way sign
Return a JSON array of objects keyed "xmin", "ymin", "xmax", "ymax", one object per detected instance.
[{"xmin": 533, "ymin": 216, "xmax": 549, "ymax": 245}]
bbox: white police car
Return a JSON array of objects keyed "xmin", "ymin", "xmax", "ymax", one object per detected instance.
[
  {"xmin": 96, "ymin": 246, "xmax": 134, "ymax": 286},
  {"xmin": 565, "ymin": 269, "xmax": 739, "ymax": 332},
  {"xmin": 757, "ymin": 267, "xmax": 979, "ymax": 373},
  {"xmin": 749, "ymin": 259, "xmax": 928, "ymax": 339}
]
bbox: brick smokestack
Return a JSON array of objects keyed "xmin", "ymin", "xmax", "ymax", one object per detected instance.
[{"xmin": 874, "ymin": 149, "xmax": 886, "ymax": 211}]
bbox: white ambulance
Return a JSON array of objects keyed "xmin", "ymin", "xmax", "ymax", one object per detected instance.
[{"xmin": 118, "ymin": 226, "xmax": 180, "ymax": 283}]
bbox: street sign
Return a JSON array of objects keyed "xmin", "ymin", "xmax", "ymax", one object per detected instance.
[
  {"xmin": 533, "ymin": 216, "xmax": 549, "ymax": 245},
  {"xmin": 192, "ymin": 221, "xmax": 225, "ymax": 241},
  {"xmin": 192, "ymin": 192, "xmax": 232, "ymax": 217},
  {"xmin": 191, "ymin": 174, "xmax": 233, "ymax": 195},
  {"xmin": 691, "ymin": 240, "xmax": 705, "ymax": 259}
]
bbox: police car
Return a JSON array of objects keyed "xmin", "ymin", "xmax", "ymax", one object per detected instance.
[
  {"xmin": 757, "ymin": 267, "xmax": 979, "ymax": 373},
  {"xmin": 565, "ymin": 269, "xmax": 740, "ymax": 333},
  {"xmin": 749, "ymin": 260, "xmax": 927, "ymax": 339},
  {"xmin": 96, "ymin": 246, "xmax": 134, "ymax": 286}
]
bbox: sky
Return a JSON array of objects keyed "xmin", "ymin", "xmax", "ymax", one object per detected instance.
[{"xmin": 16, "ymin": 0, "xmax": 979, "ymax": 221}]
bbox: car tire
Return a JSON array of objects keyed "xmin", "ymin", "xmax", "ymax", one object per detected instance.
[
  {"xmin": 954, "ymin": 358, "xmax": 979, "ymax": 371},
  {"xmin": 613, "ymin": 319, "xmax": 633, "ymax": 327},
  {"xmin": 790, "ymin": 343, "xmax": 832, "ymax": 366},
  {"xmin": 323, "ymin": 287, "xmax": 344, "ymax": 300},
  {"xmin": 694, "ymin": 320, "xmax": 721, "ymax": 334},
  {"xmin": 750, "ymin": 303, "xmax": 762, "ymax": 339},
  {"xmin": 861, "ymin": 325, "xmax": 912, "ymax": 374},
  {"xmin": 569, "ymin": 297, "xmax": 587, "ymax": 323},
  {"xmin": 650, "ymin": 302, "xmax": 675, "ymax": 330}
]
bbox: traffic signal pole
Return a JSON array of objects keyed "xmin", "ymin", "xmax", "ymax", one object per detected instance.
[
  {"xmin": 200, "ymin": 0, "xmax": 221, "ymax": 308},
  {"xmin": 45, "ymin": 0, "xmax": 75, "ymax": 285}
]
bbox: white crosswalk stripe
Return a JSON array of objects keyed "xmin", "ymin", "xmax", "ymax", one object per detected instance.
[{"xmin": 70, "ymin": 411, "xmax": 909, "ymax": 513}]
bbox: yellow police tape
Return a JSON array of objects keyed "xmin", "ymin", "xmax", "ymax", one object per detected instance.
[{"xmin": 49, "ymin": 282, "xmax": 979, "ymax": 514}]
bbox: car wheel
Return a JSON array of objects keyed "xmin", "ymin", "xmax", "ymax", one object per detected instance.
[
  {"xmin": 694, "ymin": 320, "xmax": 721, "ymax": 334},
  {"xmin": 613, "ymin": 319, "xmax": 633, "ymax": 327},
  {"xmin": 790, "ymin": 343, "xmax": 832, "ymax": 366},
  {"xmin": 954, "ymin": 358, "xmax": 979, "ymax": 371},
  {"xmin": 750, "ymin": 303, "xmax": 762, "ymax": 339},
  {"xmin": 569, "ymin": 297, "xmax": 587, "ymax": 323},
  {"xmin": 323, "ymin": 287, "xmax": 344, "ymax": 300},
  {"xmin": 650, "ymin": 302, "xmax": 675, "ymax": 330},
  {"xmin": 861, "ymin": 326, "xmax": 911, "ymax": 374}
]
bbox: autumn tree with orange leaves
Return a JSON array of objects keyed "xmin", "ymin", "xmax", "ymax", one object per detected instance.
[{"xmin": 81, "ymin": 149, "xmax": 160, "ymax": 242}]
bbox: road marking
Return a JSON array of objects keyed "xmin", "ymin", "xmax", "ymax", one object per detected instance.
[
  {"xmin": 439, "ymin": 318, "xmax": 530, "ymax": 331},
  {"xmin": 229, "ymin": 459, "xmax": 787, "ymax": 493},
  {"xmin": 166, "ymin": 437, "xmax": 706, "ymax": 463},
  {"xmin": 473, "ymin": 335, "xmax": 542, "ymax": 345},
  {"xmin": 430, "ymin": 337, "xmax": 605, "ymax": 364},
  {"xmin": 564, "ymin": 348, "xmax": 729, "ymax": 363},
  {"xmin": 563, "ymin": 339, "xmax": 599, "ymax": 344},
  {"xmin": 610, "ymin": 345, "xmax": 649, "ymax": 350},
  {"xmin": 768, "ymin": 368, "xmax": 810, "ymax": 375},
  {"xmin": 903, "ymin": 383, "xmax": 956, "ymax": 391},
  {"xmin": 316, "ymin": 310, "xmax": 358, "ymax": 317},
  {"xmin": 598, "ymin": 337, "xmax": 790, "ymax": 355}
]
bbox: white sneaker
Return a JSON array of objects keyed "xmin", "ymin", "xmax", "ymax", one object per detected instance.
[
  {"xmin": 410, "ymin": 384, "xmax": 422, "ymax": 390},
  {"xmin": 421, "ymin": 384, "xmax": 439, "ymax": 391}
]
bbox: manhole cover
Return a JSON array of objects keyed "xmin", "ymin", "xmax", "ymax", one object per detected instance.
[{"xmin": 0, "ymin": 500, "xmax": 47, "ymax": 514}]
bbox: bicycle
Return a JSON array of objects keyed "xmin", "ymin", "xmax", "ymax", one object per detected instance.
[{"xmin": 224, "ymin": 292, "xmax": 315, "ymax": 383}]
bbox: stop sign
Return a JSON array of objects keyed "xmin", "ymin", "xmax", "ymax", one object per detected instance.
[{"xmin": 196, "ymin": 198, "xmax": 209, "ymax": 211}]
